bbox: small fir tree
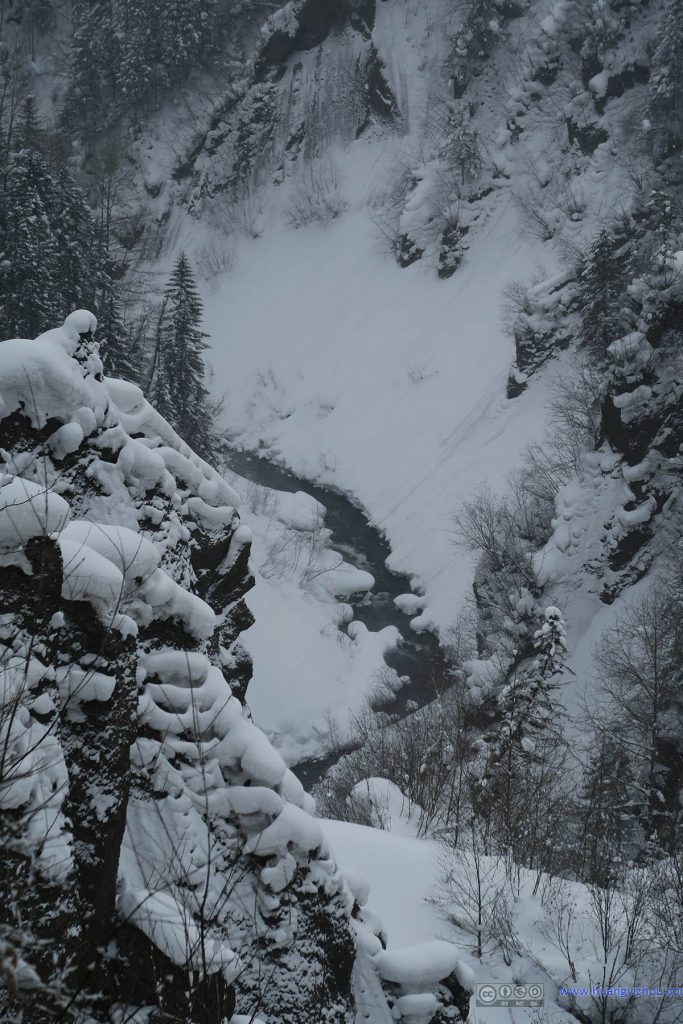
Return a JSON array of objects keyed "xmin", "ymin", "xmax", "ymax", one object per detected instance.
[
  {"xmin": 0, "ymin": 148, "xmax": 60, "ymax": 337},
  {"xmin": 578, "ymin": 229, "xmax": 630, "ymax": 358},
  {"xmin": 443, "ymin": 101, "xmax": 482, "ymax": 186},
  {"xmin": 478, "ymin": 607, "xmax": 569, "ymax": 858},
  {"xmin": 649, "ymin": 0, "xmax": 683, "ymax": 153},
  {"xmin": 150, "ymin": 254, "xmax": 219, "ymax": 460}
]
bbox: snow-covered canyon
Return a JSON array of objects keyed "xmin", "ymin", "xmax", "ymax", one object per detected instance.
[{"xmin": 2, "ymin": 0, "xmax": 682, "ymax": 1021}]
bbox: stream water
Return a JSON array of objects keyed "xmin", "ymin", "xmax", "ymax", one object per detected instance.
[{"xmin": 225, "ymin": 449, "xmax": 449, "ymax": 788}]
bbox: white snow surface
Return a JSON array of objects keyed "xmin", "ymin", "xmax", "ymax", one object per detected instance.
[
  {"xmin": 376, "ymin": 941, "xmax": 462, "ymax": 988},
  {"xmin": 224, "ymin": 473, "xmax": 400, "ymax": 764},
  {"xmin": 204, "ymin": 194, "xmax": 554, "ymax": 637},
  {"xmin": 324, "ymin": 812, "xmax": 660, "ymax": 1024},
  {"xmin": 0, "ymin": 476, "xmax": 70, "ymax": 548},
  {"xmin": 323, "ymin": 818, "xmax": 443, "ymax": 949}
]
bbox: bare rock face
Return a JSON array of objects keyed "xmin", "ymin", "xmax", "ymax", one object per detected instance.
[
  {"xmin": 183, "ymin": 0, "xmax": 397, "ymax": 207},
  {"xmin": 0, "ymin": 313, "xmax": 357, "ymax": 1022}
]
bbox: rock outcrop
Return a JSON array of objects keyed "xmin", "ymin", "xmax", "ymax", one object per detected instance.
[
  {"xmin": 0, "ymin": 312, "xmax": 472, "ymax": 1024},
  {"xmin": 0, "ymin": 312, "xmax": 356, "ymax": 1022}
]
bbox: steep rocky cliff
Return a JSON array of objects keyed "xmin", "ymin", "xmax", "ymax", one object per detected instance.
[
  {"xmin": 0, "ymin": 313, "xmax": 472, "ymax": 1023},
  {"xmin": 179, "ymin": 0, "xmax": 397, "ymax": 209}
]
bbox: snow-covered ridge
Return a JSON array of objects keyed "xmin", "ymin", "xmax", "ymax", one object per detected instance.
[{"xmin": 0, "ymin": 313, "xmax": 470, "ymax": 1022}]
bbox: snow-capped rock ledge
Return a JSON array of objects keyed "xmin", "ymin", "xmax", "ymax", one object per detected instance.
[{"xmin": 0, "ymin": 314, "xmax": 470, "ymax": 1023}]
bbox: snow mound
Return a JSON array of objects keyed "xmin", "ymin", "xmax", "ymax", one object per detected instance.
[
  {"xmin": 0, "ymin": 476, "xmax": 70, "ymax": 548},
  {"xmin": 375, "ymin": 940, "xmax": 461, "ymax": 989}
]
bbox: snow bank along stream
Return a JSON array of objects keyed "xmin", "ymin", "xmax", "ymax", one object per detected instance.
[{"xmin": 225, "ymin": 449, "xmax": 449, "ymax": 787}]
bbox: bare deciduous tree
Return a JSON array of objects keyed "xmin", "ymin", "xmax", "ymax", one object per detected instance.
[{"xmin": 594, "ymin": 588, "xmax": 683, "ymax": 850}]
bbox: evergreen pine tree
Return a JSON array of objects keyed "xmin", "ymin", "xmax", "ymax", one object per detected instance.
[
  {"xmin": 0, "ymin": 101, "xmax": 134, "ymax": 364},
  {"xmin": 18, "ymin": 95, "xmax": 45, "ymax": 152},
  {"xmin": 443, "ymin": 101, "xmax": 482, "ymax": 186},
  {"xmin": 95, "ymin": 284, "xmax": 138, "ymax": 383},
  {"xmin": 578, "ymin": 229, "xmax": 630, "ymax": 358},
  {"xmin": 49, "ymin": 165, "xmax": 91, "ymax": 315},
  {"xmin": 649, "ymin": 0, "xmax": 683, "ymax": 154},
  {"xmin": 65, "ymin": 0, "xmax": 119, "ymax": 127},
  {"xmin": 479, "ymin": 607, "xmax": 568, "ymax": 859},
  {"xmin": 53, "ymin": 172, "xmax": 135, "ymax": 380},
  {"xmin": 115, "ymin": 0, "xmax": 164, "ymax": 114},
  {"xmin": 159, "ymin": 0, "xmax": 202, "ymax": 81},
  {"xmin": 0, "ymin": 148, "xmax": 60, "ymax": 337},
  {"xmin": 150, "ymin": 254, "xmax": 219, "ymax": 460},
  {"xmin": 65, "ymin": 0, "xmax": 222, "ymax": 126}
]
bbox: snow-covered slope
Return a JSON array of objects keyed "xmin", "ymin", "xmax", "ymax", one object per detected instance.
[
  {"xmin": 324, "ymin": 793, "xmax": 681, "ymax": 1024},
  {"xmin": 204, "ymin": 190, "xmax": 555, "ymax": 634}
]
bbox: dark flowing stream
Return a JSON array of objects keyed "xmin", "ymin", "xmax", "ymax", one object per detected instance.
[{"xmin": 225, "ymin": 449, "xmax": 449, "ymax": 788}]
